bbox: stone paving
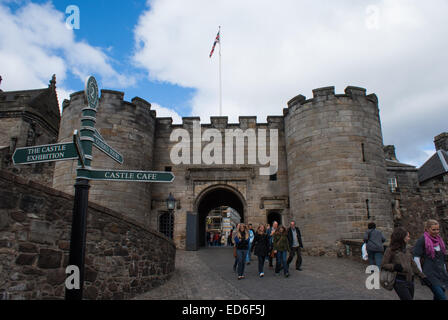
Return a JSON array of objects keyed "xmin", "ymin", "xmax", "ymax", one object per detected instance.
[{"xmin": 136, "ymin": 247, "xmax": 434, "ymax": 300}]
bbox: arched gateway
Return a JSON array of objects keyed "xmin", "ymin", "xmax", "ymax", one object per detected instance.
[
  {"xmin": 194, "ymin": 185, "xmax": 246, "ymax": 247},
  {"xmin": 52, "ymin": 86, "xmax": 395, "ymax": 255}
]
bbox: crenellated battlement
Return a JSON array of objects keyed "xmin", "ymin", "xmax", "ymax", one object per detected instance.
[
  {"xmin": 100, "ymin": 89, "xmax": 125, "ymax": 101},
  {"xmin": 286, "ymin": 85, "xmax": 376, "ymax": 112},
  {"xmin": 313, "ymin": 86, "xmax": 335, "ymax": 98},
  {"xmin": 131, "ymin": 96, "xmax": 152, "ymax": 110},
  {"xmin": 155, "ymin": 115, "xmax": 284, "ymax": 130}
]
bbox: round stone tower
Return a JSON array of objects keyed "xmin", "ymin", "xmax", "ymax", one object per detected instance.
[
  {"xmin": 284, "ymin": 86, "xmax": 392, "ymax": 254},
  {"xmin": 52, "ymin": 90, "xmax": 156, "ymax": 227}
]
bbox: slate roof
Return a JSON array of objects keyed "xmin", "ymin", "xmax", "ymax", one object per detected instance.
[
  {"xmin": 386, "ymin": 159, "xmax": 416, "ymax": 169},
  {"xmin": 418, "ymin": 150, "xmax": 448, "ymax": 183}
]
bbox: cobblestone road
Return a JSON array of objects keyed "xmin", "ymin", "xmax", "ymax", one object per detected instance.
[{"xmin": 137, "ymin": 247, "xmax": 434, "ymax": 300}]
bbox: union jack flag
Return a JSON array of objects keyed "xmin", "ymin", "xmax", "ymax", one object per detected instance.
[{"xmin": 209, "ymin": 30, "xmax": 220, "ymax": 58}]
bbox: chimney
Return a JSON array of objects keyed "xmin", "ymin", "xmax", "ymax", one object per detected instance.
[
  {"xmin": 384, "ymin": 145, "xmax": 397, "ymax": 161},
  {"xmin": 434, "ymin": 132, "xmax": 448, "ymax": 151}
]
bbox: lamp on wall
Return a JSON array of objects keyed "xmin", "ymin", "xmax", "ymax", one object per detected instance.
[{"xmin": 166, "ymin": 193, "xmax": 176, "ymax": 211}]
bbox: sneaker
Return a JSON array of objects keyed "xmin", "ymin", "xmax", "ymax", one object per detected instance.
[
  {"xmin": 259, "ymin": 273, "xmax": 264, "ymax": 278},
  {"xmin": 238, "ymin": 276, "xmax": 243, "ymax": 280},
  {"xmin": 285, "ymin": 273, "xmax": 289, "ymax": 278},
  {"xmin": 241, "ymin": 275, "xmax": 245, "ymax": 279}
]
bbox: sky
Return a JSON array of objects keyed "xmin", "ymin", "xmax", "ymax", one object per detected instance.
[{"xmin": 0, "ymin": 0, "xmax": 446, "ymax": 167}]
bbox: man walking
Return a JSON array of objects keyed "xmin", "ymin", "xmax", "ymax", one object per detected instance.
[{"xmin": 287, "ymin": 221, "xmax": 304, "ymax": 271}]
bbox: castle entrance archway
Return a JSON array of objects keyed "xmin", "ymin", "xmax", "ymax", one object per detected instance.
[{"xmin": 195, "ymin": 185, "xmax": 246, "ymax": 247}]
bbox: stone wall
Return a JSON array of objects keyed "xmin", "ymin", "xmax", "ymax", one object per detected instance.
[
  {"xmin": 0, "ymin": 82, "xmax": 60, "ymax": 186},
  {"xmin": 0, "ymin": 113, "xmax": 58, "ymax": 186},
  {"xmin": 394, "ymin": 175, "xmax": 448, "ymax": 242},
  {"xmin": 53, "ymin": 91, "xmax": 156, "ymax": 228},
  {"xmin": 150, "ymin": 116, "xmax": 290, "ymax": 249},
  {"xmin": 0, "ymin": 170, "xmax": 175, "ymax": 300},
  {"xmin": 284, "ymin": 86, "xmax": 393, "ymax": 254}
]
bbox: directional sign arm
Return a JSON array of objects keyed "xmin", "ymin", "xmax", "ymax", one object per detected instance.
[
  {"xmin": 12, "ymin": 142, "xmax": 79, "ymax": 165},
  {"xmin": 92, "ymin": 133, "xmax": 124, "ymax": 164},
  {"xmin": 76, "ymin": 169, "xmax": 175, "ymax": 183},
  {"xmin": 73, "ymin": 130, "xmax": 86, "ymax": 168}
]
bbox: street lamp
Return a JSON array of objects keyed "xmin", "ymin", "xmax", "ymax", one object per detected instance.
[{"xmin": 166, "ymin": 193, "xmax": 176, "ymax": 211}]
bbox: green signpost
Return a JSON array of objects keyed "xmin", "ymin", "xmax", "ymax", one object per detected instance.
[{"xmin": 12, "ymin": 75, "xmax": 175, "ymax": 300}]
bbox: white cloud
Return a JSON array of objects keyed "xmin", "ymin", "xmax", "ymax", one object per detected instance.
[
  {"xmin": 151, "ymin": 102, "xmax": 182, "ymax": 124},
  {"xmin": 0, "ymin": 1, "xmax": 134, "ymax": 111},
  {"xmin": 133, "ymin": 0, "xmax": 448, "ymax": 166}
]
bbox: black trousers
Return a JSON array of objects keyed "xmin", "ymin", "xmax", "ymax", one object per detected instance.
[
  {"xmin": 287, "ymin": 247, "xmax": 302, "ymax": 269},
  {"xmin": 393, "ymin": 279, "xmax": 414, "ymax": 300}
]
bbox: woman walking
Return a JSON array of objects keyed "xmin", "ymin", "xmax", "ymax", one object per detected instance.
[
  {"xmin": 252, "ymin": 224, "xmax": 270, "ymax": 277},
  {"xmin": 273, "ymin": 226, "xmax": 290, "ymax": 277},
  {"xmin": 363, "ymin": 222, "xmax": 386, "ymax": 268},
  {"xmin": 234, "ymin": 223, "xmax": 249, "ymax": 280},
  {"xmin": 413, "ymin": 219, "xmax": 448, "ymax": 300},
  {"xmin": 381, "ymin": 227, "xmax": 432, "ymax": 300}
]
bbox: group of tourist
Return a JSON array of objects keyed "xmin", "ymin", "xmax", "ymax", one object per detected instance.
[
  {"xmin": 364, "ymin": 220, "xmax": 448, "ymax": 300},
  {"xmin": 207, "ymin": 231, "xmax": 226, "ymax": 247},
  {"xmin": 232, "ymin": 220, "xmax": 303, "ymax": 280}
]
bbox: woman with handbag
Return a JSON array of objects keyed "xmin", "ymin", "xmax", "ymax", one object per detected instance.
[
  {"xmin": 381, "ymin": 227, "xmax": 432, "ymax": 300},
  {"xmin": 234, "ymin": 223, "xmax": 249, "ymax": 280},
  {"xmin": 273, "ymin": 226, "xmax": 290, "ymax": 277},
  {"xmin": 251, "ymin": 224, "xmax": 270, "ymax": 277}
]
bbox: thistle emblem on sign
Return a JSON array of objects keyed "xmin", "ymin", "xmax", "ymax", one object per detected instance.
[{"xmin": 85, "ymin": 76, "xmax": 99, "ymax": 109}]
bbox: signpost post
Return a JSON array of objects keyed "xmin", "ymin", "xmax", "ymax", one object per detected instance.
[
  {"xmin": 65, "ymin": 76, "xmax": 98, "ymax": 301},
  {"xmin": 12, "ymin": 75, "xmax": 175, "ymax": 300}
]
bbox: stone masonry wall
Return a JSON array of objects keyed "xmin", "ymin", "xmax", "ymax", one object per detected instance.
[
  {"xmin": 284, "ymin": 86, "xmax": 393, "ymax": 254},
  {"xmin": 394, "ymin": 175, "xmax": 448, "ymax": 243},
  {"xmin": 0, "ymin": 170, "xmax": 175, "ymax": 300},
  {"xmin": 53, "ymin": 91, "xmax": 156, "ymax": 228},
  {"xmin": 150, "ymin": 116, "xmax": 290, "ymax": 249}
]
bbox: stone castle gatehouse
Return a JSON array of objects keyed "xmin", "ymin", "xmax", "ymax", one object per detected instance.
[{"xmin": 2, "ymin": 78, "xmax": 447, "ymax": 255}]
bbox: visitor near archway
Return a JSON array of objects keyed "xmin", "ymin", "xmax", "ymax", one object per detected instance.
[
  {"xmin": 246, "ymin": 224, "xmax": 255, "ymax": 264},
  {"xmin": 287, "ymin": 221, "xmax": 304, "ymax": 271},
  {"xmin": 234, "ymin": 224, "xmax": 249, "ymax": 280},
  {"xmin": 252, "ymin": 224, "xmax": 270, "ymax": 277},
  {"xmin": 273, "ymin": 226, "xmax": 290, "ymax": 277}
]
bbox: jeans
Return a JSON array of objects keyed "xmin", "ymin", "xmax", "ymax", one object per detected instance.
[
  {"xmin": 257, "ymin": 255, "xmax": 266, "ymax": 274},
  {"xmin": 246, "ymin": 242, "xmax": 252, "ymax": 262},
  {"xmin": 275, "ymin": 251, "xmax": 289, "ymax": 275},
  {"xmin": 367, "ymin": 250, "xmax": 383, "ymax": 268},
  {"xmin": 431, "ymin": 285, "xmax": 447, "ymax": 300},
  {"xmin": 237, "ymin": 249, "xmax": 247, "ymax": 276},
  {"xmin": 287, "ymin": 247, "xmax": 302, "ymax": 269},
  {"xmin": 393, "ymin": 279, "xmax": 414, "ymax": 300}
]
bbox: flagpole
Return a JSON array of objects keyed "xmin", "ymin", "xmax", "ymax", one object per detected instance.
[{"xmin": 218, "ymin": 26, "xmax": 222, "ymax": 117}]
